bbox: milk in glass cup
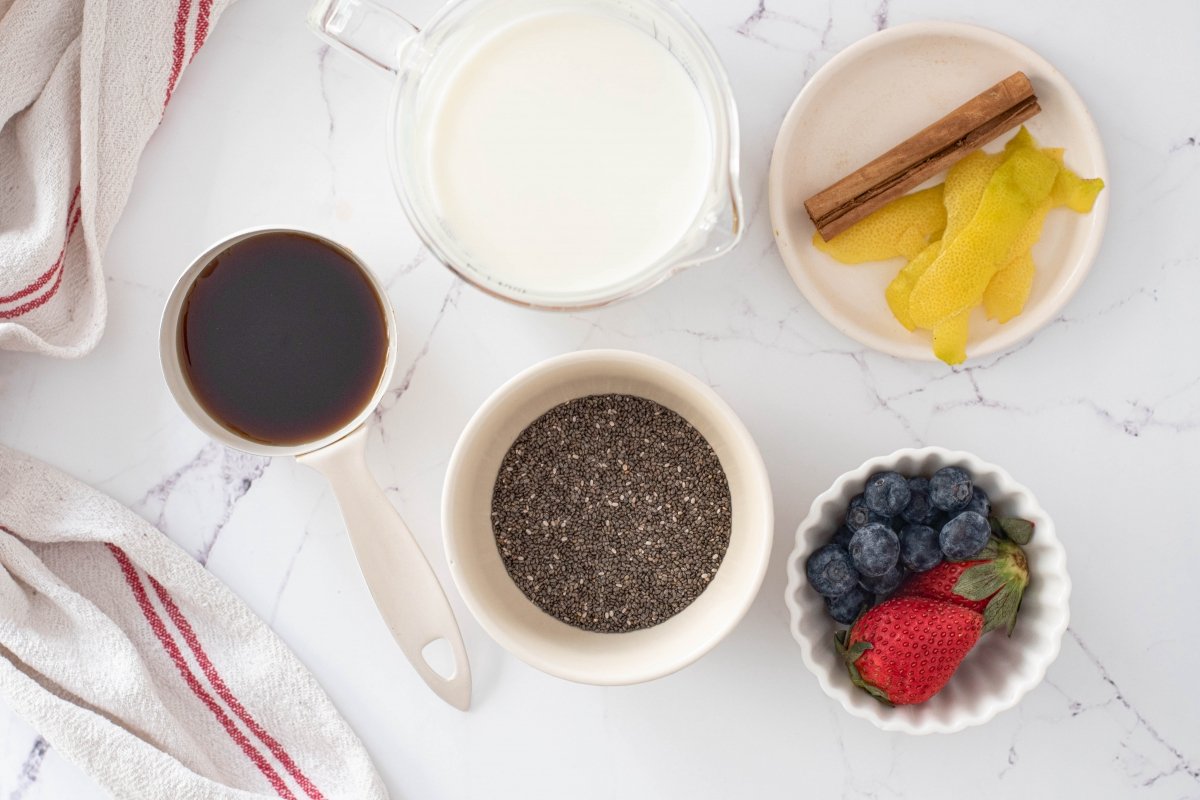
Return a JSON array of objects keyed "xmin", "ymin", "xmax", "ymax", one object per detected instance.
[{"xmin": 309, "ymin": 0, "xmax": 742, "ymax": 309}]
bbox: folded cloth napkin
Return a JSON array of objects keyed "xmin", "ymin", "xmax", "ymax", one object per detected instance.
[
  {"xmin": 0, "ymin": 0, "xmax": 230, "ymax": 357},
  {"xmin": 0, "ymin": 444, "xmax": 389, "ymax": 800}
]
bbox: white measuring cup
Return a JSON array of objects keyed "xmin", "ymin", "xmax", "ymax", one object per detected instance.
[
  {"xmin": 309, "ymin": 0, "xmax": 743, "ymax": 310},
  {"xmin": 160, "ymin": 227, "xmax": 471, "ymax": 710}
]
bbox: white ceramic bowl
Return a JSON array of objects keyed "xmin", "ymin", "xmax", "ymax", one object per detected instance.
[
  {"xmin": 768, "ymin": 21, "xmax": 1109, "ymax": 362},
  {"xmin": 443, "ymin": 350, "xmax": 773, "ymax": 684},
  {"xmin": 784, "ymin": 447, "xmax": 1070, "ymax": 733}
]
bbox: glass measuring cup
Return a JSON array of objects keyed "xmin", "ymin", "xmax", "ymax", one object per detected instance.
[{"xmin": 309, "ymin": 0, "xmax": 743, "ymax": 309}]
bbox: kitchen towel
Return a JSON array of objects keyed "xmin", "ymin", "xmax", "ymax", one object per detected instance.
[
  {"xmin": 0, "ymin": 444, "xmax": 389, "ymax": 800},
  {"xmin": 0, "ymin": 0, "xmax": 231, "ymax": 357}
]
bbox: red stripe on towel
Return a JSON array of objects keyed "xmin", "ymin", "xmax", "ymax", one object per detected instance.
[
  {"xmin": 164, "ymin": 0, "xmax": 194, "ymax": 107},
  {"xmin": 0, "ymin": 204, "xmax": 81, "ymax": 320},
  {"xmin": 148, "ymin": 575, "xmax": 326, "ymax": 800},
  {"xmin": 0, "ymin": 186, "xmax": 80, "ymax": 305},
  {"xmin": 0, "ymin": 257, "xmax": 62, "ymax": 306},
  {"xmin": 192, "ymin": 0, "xmax": 214, "ymax": 58},
  {"xmin": 0, "ymin": 267, "xmax": 64, "ymax": 320},
  {"xmin": 106, "ymin": 545, "xmax": 298, "ymax": 799}
]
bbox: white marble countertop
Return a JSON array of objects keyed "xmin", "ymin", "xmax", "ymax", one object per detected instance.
[{"xmin": 3, "ymin": 0, "xmax": 1199, "ymax": 797}]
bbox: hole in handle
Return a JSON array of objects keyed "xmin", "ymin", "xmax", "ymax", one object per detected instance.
[{"xmin": 421, "ymin": 638, "xmax": 456, "ymax": 680}]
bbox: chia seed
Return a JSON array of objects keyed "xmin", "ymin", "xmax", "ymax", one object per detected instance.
[{"xmin": 490, "ymin": 393, "xmax": 732, "ymax": 633}]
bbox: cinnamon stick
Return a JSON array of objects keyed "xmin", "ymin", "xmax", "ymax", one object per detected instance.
[{"xmin": 805, "ymin": 71, "xmax": 1040, "ymax": 240}]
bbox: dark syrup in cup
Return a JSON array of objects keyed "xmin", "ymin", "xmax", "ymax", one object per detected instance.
[{"xmin": 179, "ymin": 231, "xmax": 388, "ymax": 445}]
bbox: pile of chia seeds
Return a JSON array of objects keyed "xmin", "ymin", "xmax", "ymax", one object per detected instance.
[{"xmin": 490, "ymin": 393, "xmax": 732, "ymax": 633}]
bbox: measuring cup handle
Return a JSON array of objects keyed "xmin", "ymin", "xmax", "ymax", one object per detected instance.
[
  {"xmin": 298, "ymin": 425, "xmax": 472, "ymax": 710},
  {"xmin": 308, "ymin": 0, "xmax": 417, "ymax": 74}
]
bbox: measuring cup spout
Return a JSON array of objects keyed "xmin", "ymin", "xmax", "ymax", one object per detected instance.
[{"xmin": 693, "ymin": 173, "xmax": 743, "ymax": 266}]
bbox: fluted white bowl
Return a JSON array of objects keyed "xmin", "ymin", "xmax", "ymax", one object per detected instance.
[{"xmin": 784, "ymin": 447, "xmax": 1070, "ymax": 733}]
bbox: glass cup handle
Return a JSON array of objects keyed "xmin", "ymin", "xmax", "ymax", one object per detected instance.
[{"xmin": 308, "ymin": 0, "xmax": 418, "ymax": 74}]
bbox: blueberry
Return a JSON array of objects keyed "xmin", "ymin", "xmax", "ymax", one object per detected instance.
[
  {"xmin": 900, "ymin": 480, "xmax": 937, "ymax": 525},
  {"xmin": 864, "ymin": 471, "xmax": 911, "ymax": 516},
  {"xmin": 966, "ymin": 486, "xmax": 991, "ymax": 518},
  {"xmin": 859, "ymin": 563, "xmax": 905, "ymax": 595},
  {"xmin": 930, "ymin": 466, "xmax": 973, "ymax": 511},
  {"xmin": 845, "ymin": 494, "xmax": 888, "ymax": 532},
  {"xmin": 940, "ymin": 511, "xmax": 990, "ymax": 560},
  {"xmin": 849, "ymin": 522, "xmax": 900, "ymax": 577},
  {"xmin": 900, "ymin": 524, "xmax": 943, "ymax": 572},
  {"xmin": 832, "ymin": 525, "xmax": 855, "ymax": 548},
  {"xmin": 806, "ymin": 544, "xmax": 859, "ymax": 596},
  {"xmin": 825, "ymin": 585, "xmax": 871, "ymax": 625}
]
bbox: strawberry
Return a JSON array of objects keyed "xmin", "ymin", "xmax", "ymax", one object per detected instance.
[
  {"xmin": 835, "ymin": 596, "xmax": 983, "ymax": 706},
  {"xmin": 897, "ymin": 536, "xmax": 1029, "ymax": 635}
]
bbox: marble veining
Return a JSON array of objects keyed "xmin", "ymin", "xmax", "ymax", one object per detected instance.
[
  {"xmin": 2, "ymin": 0, "xmax": 1198, "ymax": 798},
  {"xmin": 136, "ymin": 442, "xmax": 270, "ymax": 565},
  {"xmin": 7, "ymin": 737, "xmax": 48, "ymax": 800},
  {"xmin": 1059, "ymin": 630, "xmax": 1200, "ymax": 787},
  {"xmin": 372, "ymin": 281, "xmax": 463, "ymax": 431}
]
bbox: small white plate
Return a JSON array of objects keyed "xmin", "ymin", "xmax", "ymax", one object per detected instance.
[{"xmin": 768, "ymin": 21, "xmax": 1109, "ymax": 362}]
